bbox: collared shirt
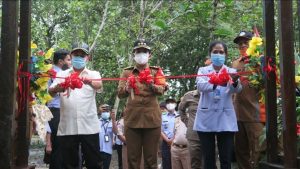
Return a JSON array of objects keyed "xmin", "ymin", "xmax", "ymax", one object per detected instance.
[
  {"xmin": 50, "ymin": 68, "xmax": 101, "ymax": 136},
  {"xmin": 161, "ymin": 111, "xmax": 177, "ymax": 139},
  {"xmin": 47, "ymin": 65, "xmax": 62, "ymax": 108},
  {"xmin": 117, "ymin": 65, "xmax": 167, "ymax": 128},
  {"xmin": 99, "ymin": 119, "xmax": 114, "ymax": 154},
  {"xmin": 173, "ymin": 116, "xmax": 188, "ymax": 145},
  {"xmin": 193, "ymin": 64, "xmax": 242, "ymax": 132},
  {"xmin": 178, "ymin": 90, "xmax": 200, "ymax": 141}
]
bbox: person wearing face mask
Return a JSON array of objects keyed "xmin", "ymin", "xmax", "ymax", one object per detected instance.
[
  {"xmin": 48, "ymin": 42, "xmax": 103, "ymax": 169},
  {"xmin": 179, "ymin": 90, "xmax": 202, "ymax": 169},
  {"xmin": 232, "ymin": 31, "xmax": 265, "ymax": 169},
  {"xmin": 98, "ymin": 104, "xmax": 118, "ymax": 169},
  {"xmin": 161, "ymin": 98, "xmax": 178, "ymax": 169},
  {"xmin": 193, "ymin": 41, "xmax": 242, "ymax": 169},
  {"xmin": 117, "ymin": 39, "xmax": 168, "ymax": 169},
  {"xmin": 45, "ymin": 49, "xmax": 71, "ymax": 169}
]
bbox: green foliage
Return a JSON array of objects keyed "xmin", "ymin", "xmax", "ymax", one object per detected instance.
[{"xmin": 31, "ymin": 0, "xmax": 266, "ymax": 105}]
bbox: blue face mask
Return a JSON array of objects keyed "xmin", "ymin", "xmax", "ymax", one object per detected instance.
[
  {"xmin": 211, "ymin": 53, "xmax": 225, "ymax": 66},
  {"xmin": 101, "ymin": 112, "xmax": 110, "ymax": 120},
  {"xmin": 72, "ymin": 56, "xmax": 86, "ymax": 69}
]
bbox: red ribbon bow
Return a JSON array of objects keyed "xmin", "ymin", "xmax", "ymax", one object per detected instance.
[
  {"xmin": 59, "ymin": 72, "xmax": 83, "ymax": 90},
  {"xmin": 208, "ymin": 69, "xmax": 230, "ymax": 85},
  {"xmin": 139, "ymin": 68, "xmax": 153, "ymax": 84}
]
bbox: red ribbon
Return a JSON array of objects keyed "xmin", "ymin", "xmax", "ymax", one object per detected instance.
[
  {"xmin": 17, "ymin": 63, "xmax": 31, "ymax": 116},
  {"xmin": 128, "ymin": 74, "xmax": 138, "ymax": 94},
  {"xmin": 208, "ymin": 69, "xmax": 231, "ymax": 85},
  {"xmin": 264, "ymin": 57, "xmax": 279, "ymax": 83},
  {"xmin": 297, "ymin": 124, "xmax": 300, "ymax": 136},
  {"xmin": 139, "ymin": 68, "xmax": 153, "ymax": 84},
  {"xmin": 59, "ymin": 72, "xmax": 83, "ymax": 90}
]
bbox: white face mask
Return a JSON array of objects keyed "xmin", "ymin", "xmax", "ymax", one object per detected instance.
[
  {"xmin": 166, "ymin": 103, "xmax": 176, "ymax": 111},
  {"xmin": 134, "ymin": 52, "xmax": 149, "ymax": 65}
]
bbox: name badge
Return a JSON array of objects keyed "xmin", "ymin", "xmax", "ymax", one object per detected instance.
[
  {"xmin": 104, "ymin": 134, "xmax": 110, "ymax": 142},
  {"xmin": 214, "ymin": 89, "xmax": 221, "ymax": 100}
]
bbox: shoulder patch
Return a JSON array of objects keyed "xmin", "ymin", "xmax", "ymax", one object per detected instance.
[
  {"xmin": 124, "ymin": 66, "xmax": 134, "ymax": 70},
  {"xmin": 149, "ymin": 66, "xmax": 160, "ymax": 69}
]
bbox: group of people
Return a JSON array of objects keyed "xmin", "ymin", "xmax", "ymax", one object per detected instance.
[{"xmin": 43, "ymin": 30, "xmax": 265, "ymax": 169}]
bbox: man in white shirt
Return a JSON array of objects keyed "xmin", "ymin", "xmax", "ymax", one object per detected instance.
[
  {"xmin": 49, "ymin": 42, "xmax": 102, "ymax": 169},
  {"xmin": 46, "ymin": 49, "xmax": 71, "ymax": 169}
]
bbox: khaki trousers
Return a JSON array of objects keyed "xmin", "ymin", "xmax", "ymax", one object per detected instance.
[
  {"xmin": 234, "ymin": 122, "xmax": 264, "ymax": 169},
  {"xmin": 187, "ymin": 139, "xmax": 202, "ymax": 169},
  {"xmin": 125, "ymin": 127, "xmax": 161, "ymax": 169},
  {"xmin": 171, "ymin": 145, "xmax": 191, "ymax": 169}
]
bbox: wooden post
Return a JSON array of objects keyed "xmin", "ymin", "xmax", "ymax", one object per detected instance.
[
  {"xmin": 298, "ymin": 0, "xmax": 300, "ymax": 49},
  {"xmin": 263, "ymin": 0, "xmax": 278, "ymax": 164},
  {"xmin": 0, "ymin": 0, "xmax": 18, "ymax": 169},
  {"xmin": 278, "ymin": 0, "xmax": 297, "ymax": 168},
  {"xmin": 15, "ymin": 0, "xmax": 31, "ymax": 168}
]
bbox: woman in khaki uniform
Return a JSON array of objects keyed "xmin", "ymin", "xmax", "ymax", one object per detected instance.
[
  {"xmin": 117, "ymin": 39, "xmax": 167, "ymax": 169},
  {"xmin": 232, "ymin": 31, "xmax": 264, "ymax": 169}
]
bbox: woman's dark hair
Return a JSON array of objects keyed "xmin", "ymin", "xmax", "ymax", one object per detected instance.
[
  {"xmin": 208, "ymin": 41, "xmax": 228, "ymax": 56},
  {"xmin": 53, "ymin": 49, "xmax": 70, "ymax": 65}
]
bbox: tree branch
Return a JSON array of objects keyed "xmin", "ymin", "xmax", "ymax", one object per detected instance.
[
  {"xmin": 89, "ymin": 0, "xmax": 110, "ymax": 52},
  {"xmin": 138, "ymin": 0, "xmax": 145, "ymax": 39},
  {"xmin": 138, "ymin": 0, "xmax": 163, "ymax": 39},
  {"xmin": 143, "ymin": 0, "xmax": 163, "ymax": 23},
  {"xmin": 209, "ymin": 0, "xmax": 219, "ymax": 41}
]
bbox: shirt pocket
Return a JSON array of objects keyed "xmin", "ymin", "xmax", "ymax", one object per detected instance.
[
  {"xmin": 162, "ymin": 120, "xmax": 169, "ymax": 130},
  {"xmin": 78, "ymin": 85, "xmax": 94, "ymax": 98},
  {"xmin": 223, "ymin": 108, "xmax": 234, "ymax": 116}
]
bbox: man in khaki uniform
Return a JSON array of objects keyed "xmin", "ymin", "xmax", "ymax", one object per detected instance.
[
  {"xmin": 232, "ymin": 31, "xmax": 264, "ymax": 169},
  {"xmin": 118, "ymin": 39, "xmax": 167, "ymax": 169},
  {"xmin": 171, "ymin": 115, "xmax": 191, "ymax": 169},
  {"xmin": 178, "ymin": 90, "xmax": 201, "ymax": 169}
]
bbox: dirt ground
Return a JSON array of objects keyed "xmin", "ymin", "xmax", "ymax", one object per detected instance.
[{"xmin": 29, "ymin": 135, "xmax": 162, "ymax": 169}]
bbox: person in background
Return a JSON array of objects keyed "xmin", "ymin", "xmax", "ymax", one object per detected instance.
[
  {"xmin": 98, "ymin": 104, "xmax": 118, "ymax": 169},
  {"xmin": 194, "ymin": 41, "xmax": 242, "ymax": 169},
  {"xmin": 114, "ymin": 111, "xmax": 124, "ymax": 169},
  {"xmin": 179, "ymin": 90, "xmax": 201, "ymax": 169},
  {"xmin": 161, "ymin": 98, "xmax": 178, "ymax": 169},
  {"xmin": 171, "ymin": 112, "xmax": 191, "ymax": 169},
  {"xmin": 232, "ymin": 31, "xmax": 264, "ymax": 169}
]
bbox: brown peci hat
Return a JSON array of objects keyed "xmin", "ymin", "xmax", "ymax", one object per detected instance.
[{"xmin": 133, "ymin": 39, "xmax": 151, "ymax": 51}]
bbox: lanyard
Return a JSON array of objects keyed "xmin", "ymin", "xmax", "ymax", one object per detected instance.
[{"xmin": 101, "ymin": 121, "xmax": 109, "ymax": 134}]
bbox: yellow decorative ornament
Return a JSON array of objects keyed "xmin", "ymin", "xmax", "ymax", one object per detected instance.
[
  {"xmin": 249, "ymin": 37, "xmax": 263, "ymax": 47},
  {"xmin": 31, "ymin": 41, "xmax": 37, "ymax": 49},
  {"xmin": 296, "ymin": 76, "xmax": 300, "ymax": 84},
  {"xmin": 45, "ymin": 48, "xmax": 54, "ymax": 59},
  {"xmin": 43, "ymin": 94, "xmax": 53, "ymax": 103}
]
